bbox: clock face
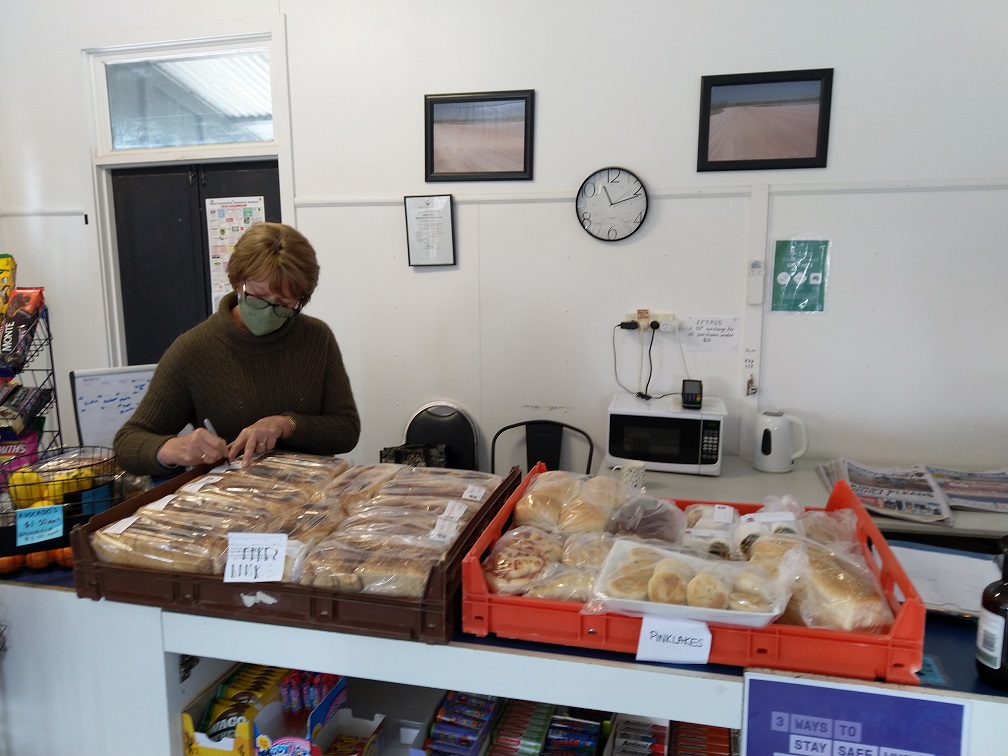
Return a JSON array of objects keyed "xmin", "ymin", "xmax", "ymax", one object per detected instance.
[{"xmin": 575, "ymin": 167, "xmax": 648, "ymax": 241}]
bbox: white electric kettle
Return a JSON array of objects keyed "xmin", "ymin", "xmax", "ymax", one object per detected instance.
[{"xmin": 753, "ymin": 411, "xmax": 808, "ymax": 473}]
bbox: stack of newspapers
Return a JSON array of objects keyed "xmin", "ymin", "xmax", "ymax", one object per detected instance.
[{"xmin": 817, "ymin": 459, "xmax": 1008, "ymax": 525}]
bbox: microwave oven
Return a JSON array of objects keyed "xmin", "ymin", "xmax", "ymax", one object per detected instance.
[{"xmin": 606, "ymin": 392, "xmax": 726, "ymax": 476}]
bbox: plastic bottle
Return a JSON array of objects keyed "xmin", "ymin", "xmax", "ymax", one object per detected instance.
[{"xmin": 975, "ymin": 536, "xmax": 1008, "ymax": 688}]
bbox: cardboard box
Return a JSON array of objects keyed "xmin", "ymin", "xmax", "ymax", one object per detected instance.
[
  {"xmin": 182, "ymin": 667, "xmax": 349, "ymax": 756},
  {"xmin": 324, "ymin": 708, "xmax": 387, "ymax": 756}
]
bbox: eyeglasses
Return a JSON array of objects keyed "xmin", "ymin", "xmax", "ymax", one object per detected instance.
[{"xmin": 241, "ymin": 282, "xmax": 302, "ymax": 318}]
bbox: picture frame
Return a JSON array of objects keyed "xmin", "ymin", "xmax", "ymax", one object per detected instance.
[
  {"xmin": 697, "ymin": 68, "xmax": 833, "ymax": 172},
  {"xmin": 425, "ymin": 89, "xmax": 534, "ymax": 181},
  {"xmin": 404, "ymin": 194, "xmax": 455, "ymax": 266}
]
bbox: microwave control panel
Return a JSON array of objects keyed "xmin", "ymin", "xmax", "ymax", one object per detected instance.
[{"xmin": 700, "ymin": 419, "xmax": 720, "ymax": 465}]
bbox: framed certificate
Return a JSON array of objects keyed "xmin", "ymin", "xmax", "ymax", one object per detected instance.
[{"xmin": 404, "ymin": 194, "xmax": 455, "ymax": 266}]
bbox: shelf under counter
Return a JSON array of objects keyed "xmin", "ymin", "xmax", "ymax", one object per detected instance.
[{"xmin": 160, "ymin": 611, "xmax": 745, "ymax": 728}]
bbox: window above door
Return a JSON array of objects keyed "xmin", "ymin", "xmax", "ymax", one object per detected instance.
[
  {"xmin": 83, "ymin": 16, "xmax": 289, "ymax": 165},
  {"xmin": 106, "ymin": 49, "xmax": 273, "ymax": 150}
]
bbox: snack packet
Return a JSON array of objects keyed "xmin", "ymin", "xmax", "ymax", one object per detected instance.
[{"xmin": 1, "ymin": 286, "xmax": 44, "ymax": 373}]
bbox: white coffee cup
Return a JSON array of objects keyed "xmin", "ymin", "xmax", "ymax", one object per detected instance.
[{"xmin": 611, "ymin": 460, "xmax": 646, "ymax": 490}]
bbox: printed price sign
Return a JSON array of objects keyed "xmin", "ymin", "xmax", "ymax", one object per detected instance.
[
  {"xmin": 16, "ymin": 505, "xmax": 64, "ymax": 547},
  {"xmin": 744, "ymin": 673, "xmax": 964, "ymax": 756},
  {"xmin": 224, "ymin": 532, "xmax": 287, "ymax": 583}
]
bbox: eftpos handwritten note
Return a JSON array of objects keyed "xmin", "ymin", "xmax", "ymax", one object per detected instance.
[{"xmin": 686, "ymin": 317, "xmax": 739, "ymax": 351}]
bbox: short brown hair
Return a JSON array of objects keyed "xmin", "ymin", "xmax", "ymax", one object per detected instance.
[{"xmin": 227, "ymin": 222, "xmax": 321, "ymax": 304}]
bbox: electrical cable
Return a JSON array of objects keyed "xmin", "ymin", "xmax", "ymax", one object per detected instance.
[
  {"xmin": 640, "ymin": 324, "xmax": 657, "ymax": 400},
  {"xmin": 611, "ymin": 324, "xmax": 638, "ymax": 395}
]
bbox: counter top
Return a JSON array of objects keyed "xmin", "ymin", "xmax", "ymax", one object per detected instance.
[{"xmin": 645, "ymin": 454, "xmax": 1008, "ymax": 543}]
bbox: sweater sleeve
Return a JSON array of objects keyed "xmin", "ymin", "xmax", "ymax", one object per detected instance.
[{"xmin": 112, "ymin": 340, "xmax": 198, "ymax": 476}]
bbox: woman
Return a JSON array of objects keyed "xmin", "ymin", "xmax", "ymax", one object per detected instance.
[{"xmin": 114, "ymin": 222, "xmax": 360, "ymax": 476}]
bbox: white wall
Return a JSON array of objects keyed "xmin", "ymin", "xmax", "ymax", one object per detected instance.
[{"xmin": 1, "ymin": 0, "xmax": 1006, "ymax": 473}]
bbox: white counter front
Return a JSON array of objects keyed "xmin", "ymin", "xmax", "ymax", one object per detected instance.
[{"xmin": 2, "ymin": 456, "xmax": 1008, "ymax": 755}]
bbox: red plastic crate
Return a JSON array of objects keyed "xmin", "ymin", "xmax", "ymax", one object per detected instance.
[{"xmin": 461, "ymin": 464, "xmax": 925, "ymax": 684}]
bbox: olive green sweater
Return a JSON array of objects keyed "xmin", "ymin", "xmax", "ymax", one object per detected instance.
[{"xmin": 113, "ymin": 292, "xmax": 360, "ymax": 475}]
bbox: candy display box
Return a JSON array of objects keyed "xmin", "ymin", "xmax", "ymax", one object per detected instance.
[
  {"xmin": 182, "ymin": 670, "xmax": 348, "ymax": 756},
  {"xmin": 461, "ymin": 464, "xmax": 926, "ymax": 684}
]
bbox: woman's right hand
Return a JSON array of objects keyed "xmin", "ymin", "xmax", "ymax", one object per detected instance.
[{"xmin": 156, "ymin": 427, "xmax": 229, "ymax": 469}]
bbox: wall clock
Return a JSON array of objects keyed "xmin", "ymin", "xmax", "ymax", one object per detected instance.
[{"xmin": 575, "ymin": 167, "xmax": 648, "ymax": 241}]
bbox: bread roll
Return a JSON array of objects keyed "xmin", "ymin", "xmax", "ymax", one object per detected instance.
[
  {"xmin": 483, "ymin": 551, "xmax": 549, "ymax": 594},
  {"xmin": 610, "ymin": 496, "xmax": 686, "ymax": 543},
  {"xmin": 578, "ymin": 475, "xmax": 628, "ymax": 515},
  {"xmin": 561, "ymin": 532, "xmax": 615, "ymax": 570},
  {"xmin": 495, "ymin": 525, "xmax": 564, "ymax": 562},
  {"xmin": 514, "ymin": 471, "xmax": 582, "ymax": 530},
  {"xmin": 801, "ymin": 509, "xmax": 858, "ymax": 545},
  {"xmin": 525, "ymin": 568, "xmax": 596, "ymax": 602},
  {"xmin": 558, "ymin": 498, "xmax": 609, "ymax": 534}
]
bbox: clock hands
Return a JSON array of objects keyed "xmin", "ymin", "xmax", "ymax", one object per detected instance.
[
  {"xmin": 603, "ymin": 182, "xmax": 642, "ymax": 206},
  {"xmin": 610, "ymin": 190, "xmax": 643, "ymax": 205}
]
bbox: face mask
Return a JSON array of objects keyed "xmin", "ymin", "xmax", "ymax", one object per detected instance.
[{"xmin": 238, "ymin": 296, "xmax": 290, "ymax": 336}]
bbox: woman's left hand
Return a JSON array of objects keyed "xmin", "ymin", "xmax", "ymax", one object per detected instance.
[{"xmin": 227, "ymin": 415, "xmax": 293, "ymax": 467}]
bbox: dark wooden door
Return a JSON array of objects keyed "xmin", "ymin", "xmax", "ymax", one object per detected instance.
[{"xmin": 112, "ymin": 160, "xmax": 280, "ymax": 364}]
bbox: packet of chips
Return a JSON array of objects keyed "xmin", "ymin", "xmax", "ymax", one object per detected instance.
[{"xmin": 0, "ymin": 255, "xmax": 15, "ymax": 310}]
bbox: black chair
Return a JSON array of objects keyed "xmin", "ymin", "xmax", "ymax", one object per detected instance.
[
  {"xmin": 490, "ymin": 420, "xmax": 594, "ymax": 474},
  {"xmin": 402, "ymin": 401, "xmax": 480, "ymax": 470}
]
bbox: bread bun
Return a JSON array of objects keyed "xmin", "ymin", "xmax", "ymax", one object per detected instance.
[
  {"xmin": 558, "ymin": 498, "xmax": 609, "ymax": 534},
  {"xmin": 578, "ymin": 475, "xmax": 628, "ymax": 515},
  {"xmin": 515, "ymin": 471, "xmax": 582, "ymax": 531},
  {"xmin": 562, "ymin": 532, "xmax": 615, "ymax": 570},
  {"xmin": 610, "ymin": 496, "xmax": 686, "ymax": 543},
  {"xmin": 525, "ymin": 569, "xmax": 596, "ymax": 601}
]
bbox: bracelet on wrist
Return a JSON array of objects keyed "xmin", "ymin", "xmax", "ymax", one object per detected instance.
[{"xmin": 284, "ymin": 414, "xmax": 297, "ymax": 438}]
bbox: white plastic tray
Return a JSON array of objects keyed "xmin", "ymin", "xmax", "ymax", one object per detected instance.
[{"xmin": 590, "ymin": 538, "xmax": 788, "ymax": 628}]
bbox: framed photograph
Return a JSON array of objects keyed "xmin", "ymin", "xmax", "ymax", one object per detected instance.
[
  {"xmin": 697, "ymin": 68, "xmax": 833, "ymax": 172},
  {"xmin": 404, "ymin": 194, "xmax": 455, "ymax": 266},
  {"xmin": 425, "ymin": 89, "xmax": 534, "ymax": 181}
]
